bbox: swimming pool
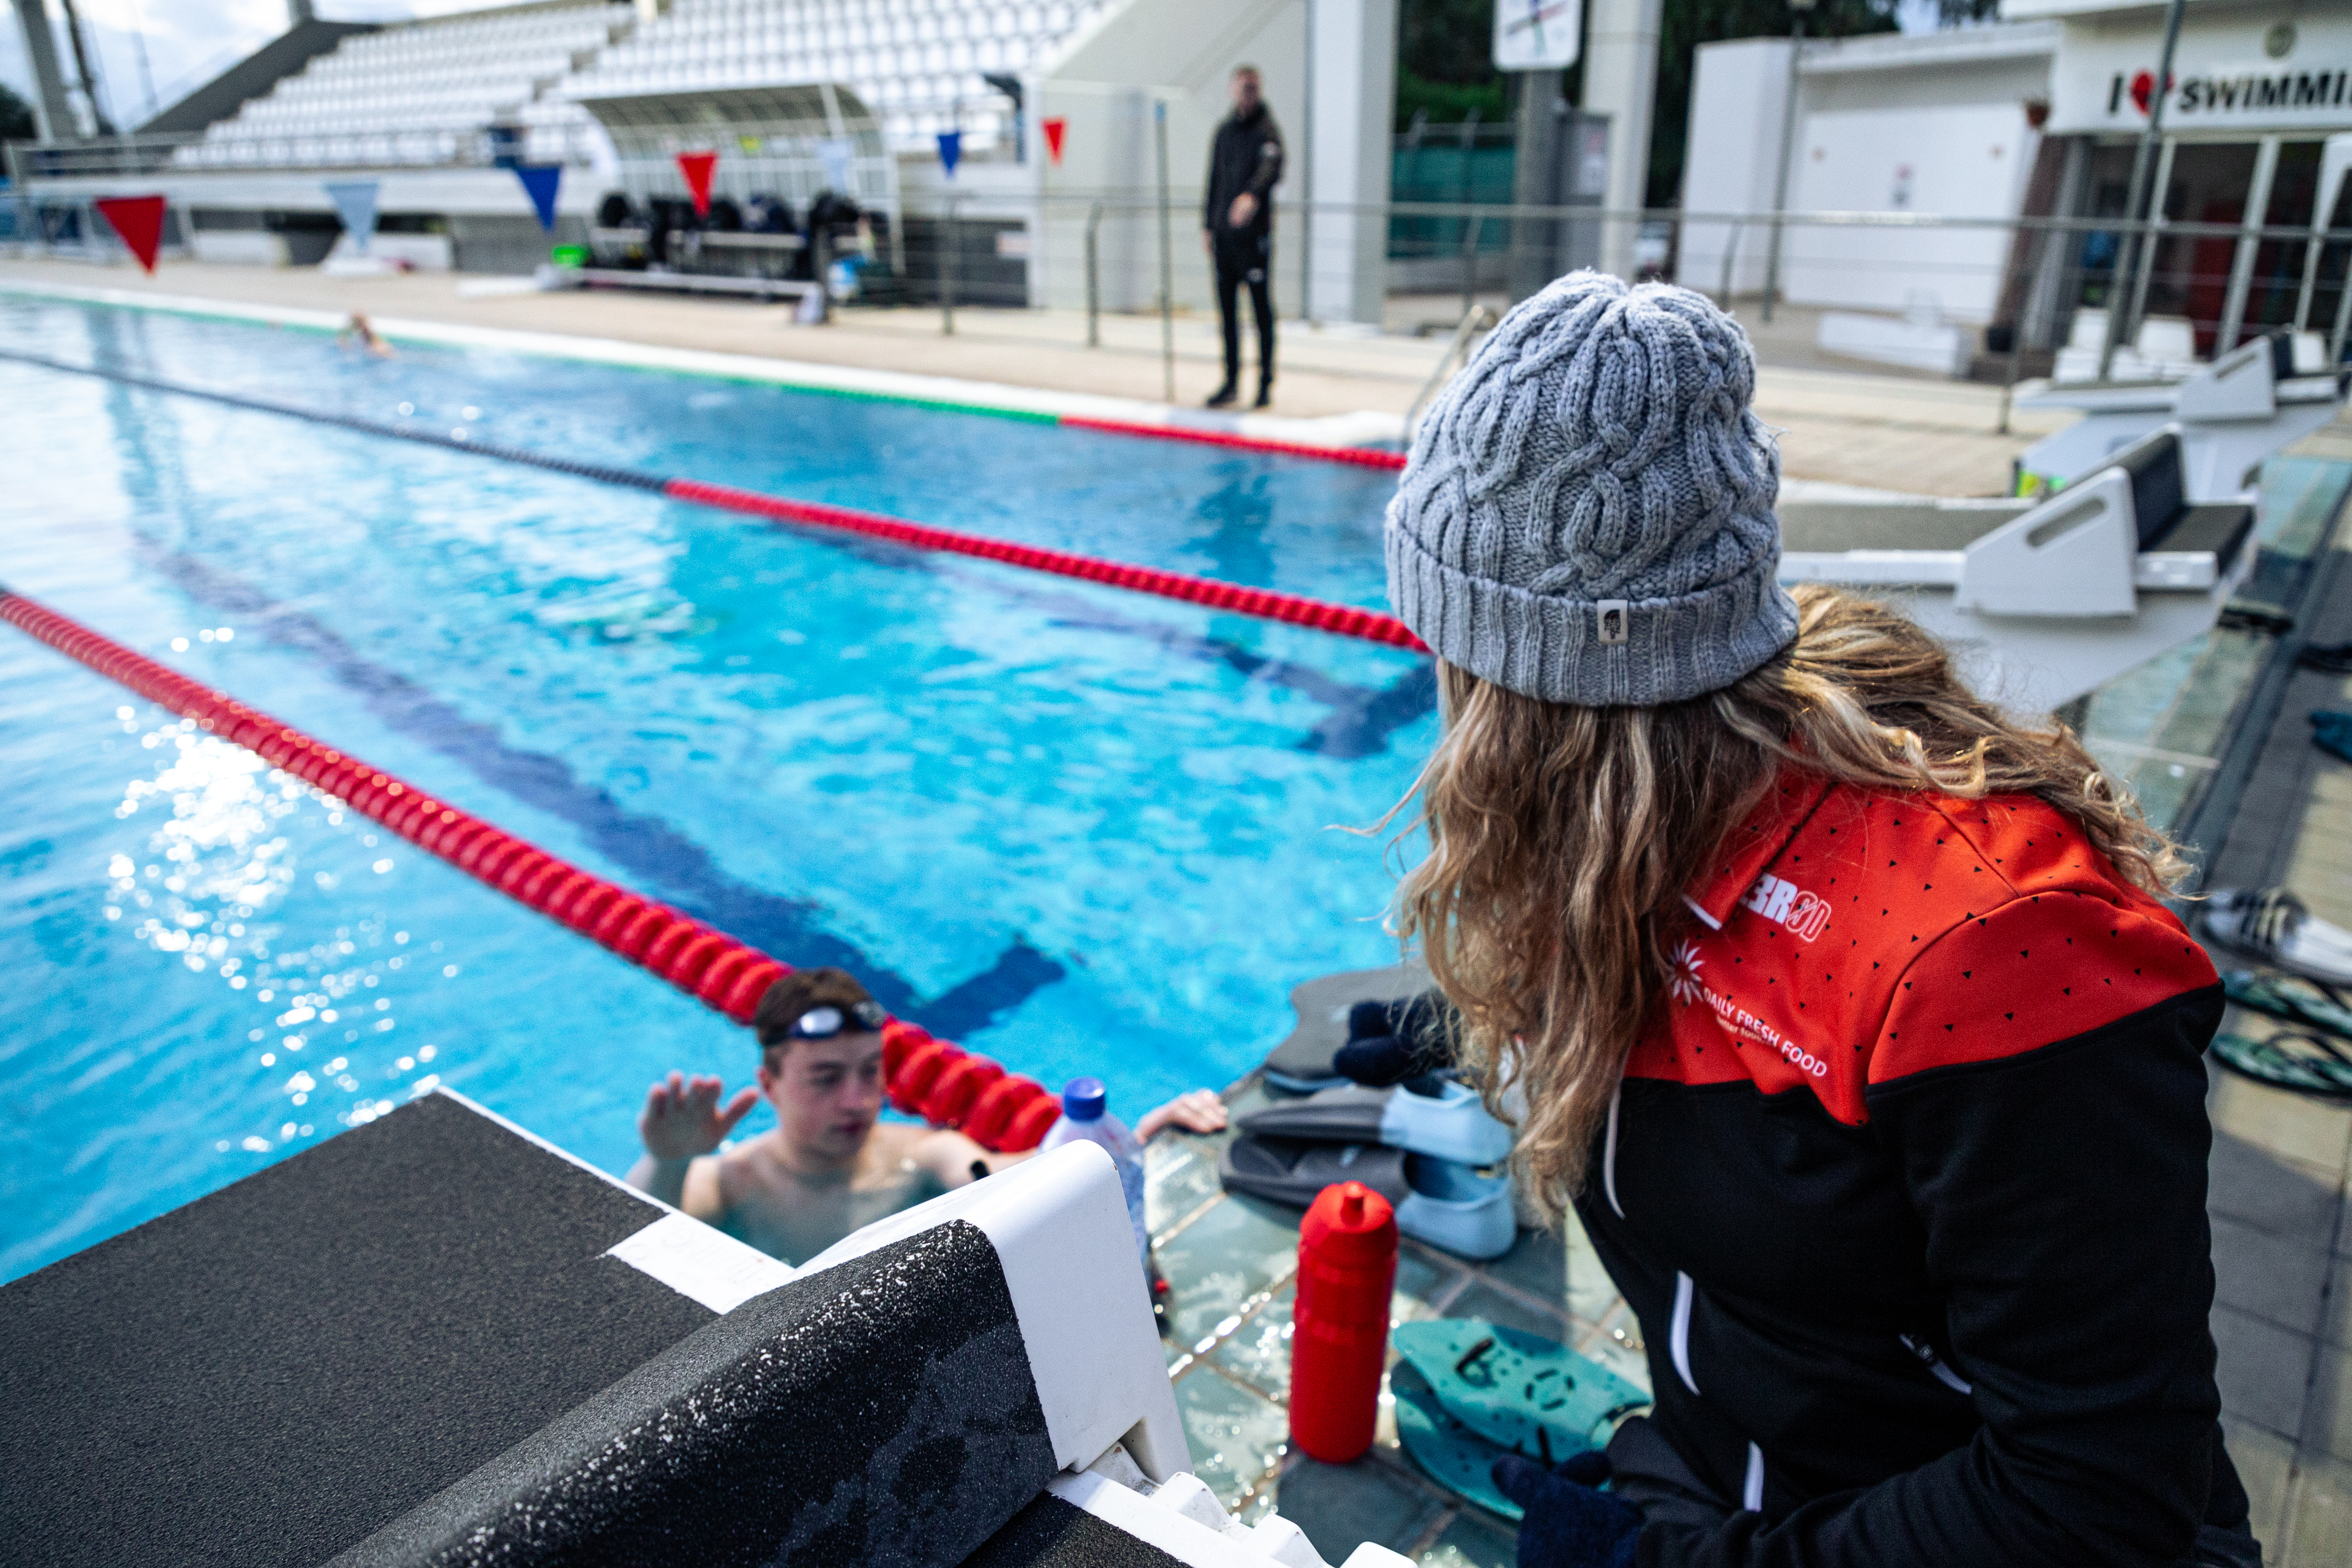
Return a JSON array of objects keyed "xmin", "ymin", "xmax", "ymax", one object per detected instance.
[{"xmin": 0, "ymin": 294, "xmax": 1430, "ymax": 1283}]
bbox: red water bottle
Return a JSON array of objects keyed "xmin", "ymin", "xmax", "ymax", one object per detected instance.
[{"xmin": 1289, "ymin": 1180, "xmax": 1399, "ymax": 1462}]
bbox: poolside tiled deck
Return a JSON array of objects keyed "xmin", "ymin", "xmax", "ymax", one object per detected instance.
[
  {"xmin": 2197, "ymin": 409, "xmax": 2352, "ymax": 1565},
  {"xmin": 1144, "ymin": 1078, "xmax": 1596, "ymax": 1565}
]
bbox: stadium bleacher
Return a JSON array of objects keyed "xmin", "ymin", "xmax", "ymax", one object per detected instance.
[
  {"xmin": 554, "ymin": 0, "xmax": 1111, "ymax": 153},
  {"xmin": 169, "ymin": 0, "xmax": 1112, "ymax": 172},
  {"xmin": 176, "ymin": 5, "xmax": 634, "ymax": 169}
]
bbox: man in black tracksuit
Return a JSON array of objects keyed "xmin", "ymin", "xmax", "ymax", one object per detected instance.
[{"xmin": 1202, "ymin": 65, "xmax": 1283, "ymax": 409}]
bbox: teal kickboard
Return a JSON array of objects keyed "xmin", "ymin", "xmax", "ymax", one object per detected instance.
[
  {"xmin": 1393, "ymin": 1318, "xmax": 1651, "ymax": 1464},
  {"xmin": 1392, "ymin": 1367, "xmax": 1526, "ymax": 1522}
]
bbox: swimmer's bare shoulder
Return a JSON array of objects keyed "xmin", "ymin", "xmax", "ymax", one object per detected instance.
[{"xmin": 706, "ymin": 1130, "xmax": 807, "ymax": 1220}]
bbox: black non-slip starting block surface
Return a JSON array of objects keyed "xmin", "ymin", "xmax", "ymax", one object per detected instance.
[
  {"xmin": 965, "ymin": 1496, "xmax": 1183, "ymax": 1568},
  {"xmin": 0, "ymin": 1093, "xmax": 711, "ymax": 1568},
  {"xmin": 0, "ymin": 1090, "xmax": 1060, "ymax": 1568}
]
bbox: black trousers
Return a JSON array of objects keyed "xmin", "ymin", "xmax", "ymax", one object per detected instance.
[{"xmin": 1213, "ymin": 231, "xmax": 1274, "ymax": 388}]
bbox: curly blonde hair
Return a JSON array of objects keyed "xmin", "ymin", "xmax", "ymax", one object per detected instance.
[{"xmin": 1390, "ymin": 585, "xmax": 2186, "ymax": 1220}]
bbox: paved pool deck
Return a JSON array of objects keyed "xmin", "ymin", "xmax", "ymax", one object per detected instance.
[
  {"xmin": 0, "ymin": 257, "xmax": 2070, "ymax": 497},
  {"xmin": 2199, "ymin": 408, "xmax": 2352, "ymax": 1565},
  {"xmin": 1142, "ymin": 1081, "xmax": 1575, "ymax": 1568}
]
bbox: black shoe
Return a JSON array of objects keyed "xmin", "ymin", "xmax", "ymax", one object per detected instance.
[
  {"xmin": 1254, "ymin": 381, "xmax": 1274, "ymax": 409},
  {"xmin": 1205, "ymin": 382, "xmax": 1238, "ymax": 409}
]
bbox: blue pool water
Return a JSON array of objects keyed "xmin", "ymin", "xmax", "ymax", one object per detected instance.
[{"xmin": 0, "ymin": 294, "xmax": 1431, "ymax": 1283}]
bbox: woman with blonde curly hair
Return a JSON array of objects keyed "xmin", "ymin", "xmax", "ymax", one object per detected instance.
[{"xmin": 1383, "ymin": 274, "xmax": 2252, "ymax": 1568}]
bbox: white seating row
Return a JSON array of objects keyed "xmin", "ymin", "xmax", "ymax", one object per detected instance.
[
  {"xmin": 174, "ymin": 0, "xmax": 1104, "ymax": 167},
  {"xmin": 554, "ymin": 0, "xmax": 1106, "ymax": 149},
  {"xmin": 184, "ymin": 1, "xmax": 628, "ymax": 163}
]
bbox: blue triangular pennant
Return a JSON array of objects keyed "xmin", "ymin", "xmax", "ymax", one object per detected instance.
[
  {"xmin": 323, "ymin": 181, "xmax": 379, "ymax": 254},
  {"xmin": 936, "ymin": 130, "xmax": 961, "ymax": 178},
  {"xmin": 514, "ymin": 163, "xmax": 563, "ymax": 233}
]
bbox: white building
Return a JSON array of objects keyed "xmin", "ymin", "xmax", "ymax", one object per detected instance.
[{"xmin": 1680, "ymin": 0, "xmax": 2352, "ymax": 366}]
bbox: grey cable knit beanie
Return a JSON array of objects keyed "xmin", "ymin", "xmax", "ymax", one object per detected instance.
[{"xmin": 1385, "ymin": 271, "xmax": 1798, "ymax": 707}]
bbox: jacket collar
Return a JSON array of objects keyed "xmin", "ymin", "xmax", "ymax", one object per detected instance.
[{"xmin": 1683, "ymin": 772, "xmax": 1835, "ymax": 931}]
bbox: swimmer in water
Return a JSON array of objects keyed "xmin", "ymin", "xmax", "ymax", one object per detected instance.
[
  {"xmin": 338, "ymin": 312, "xmax": 392, "ymax": 357},
  {"xmin": 629, "ymin": 966, "xmax": 1228, "ymax": 1266}
]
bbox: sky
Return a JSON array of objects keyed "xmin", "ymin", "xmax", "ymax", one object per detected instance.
[
  {"xmin": 0, "ymin": 0, "xmax": 481, "ymax": 130},
  {"xmin": 5, "ymin": 0, "xmax": 1961, "ymax": 135}
]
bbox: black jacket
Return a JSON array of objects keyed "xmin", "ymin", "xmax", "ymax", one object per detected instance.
[
  {"xmin": 1204, "ymin": 104, "xmax": 1283, "ymax": 239},
  {"xmin": 1578, "ymin": 776, "xmax": 2245, "ymax": 1567}
]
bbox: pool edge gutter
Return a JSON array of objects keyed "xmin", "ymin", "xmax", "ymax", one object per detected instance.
[{"xmin": 0, "ymin": 277, "xmax": 1410, "ymax": 461}]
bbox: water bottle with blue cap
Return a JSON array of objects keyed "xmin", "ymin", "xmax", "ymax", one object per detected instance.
[{"xmin": 1039, "ymin": 1076, "xmax": 1149, "ymax": 1264}]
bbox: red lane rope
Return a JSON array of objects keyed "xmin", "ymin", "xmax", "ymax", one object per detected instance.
[
  {"xmin": 0, "ymin": 349, "xmax": 1426, "ymax": 657},
  {"xmin": 663, "ymin": 479, "xmax": 1432, "ymax": 653},
  {"xmin": 1058, "ymin": 415, "xmax": 1411, "ymax": 472},
  {"xmin": 0, "ymin": 587, "xmax": 1061, "ymax": 1152}
]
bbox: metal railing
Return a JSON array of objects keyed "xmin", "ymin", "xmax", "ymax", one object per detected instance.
[
  {"xmin": 3, "ymin": 122, "xmax": 607, "ymax": 183},
  {"xmin": 15, "ymin": 164, "xmax": 2351, "ymax": 413},
  {"xmin": 863, "ymin": 192, "xmax": 2352, "ymax": 399}
]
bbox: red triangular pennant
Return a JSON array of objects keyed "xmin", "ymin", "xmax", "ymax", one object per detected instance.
[
  {"xmin": 95, "ymin": 195, "xmax": 168, "ymax": 275},
  {"xmin": 676, "ymin": 150, "xmax": 718, "ymax": 218},
  {"xmin": 1042, "ymin": 116, "xmax": 1067, "ymax": 166}
]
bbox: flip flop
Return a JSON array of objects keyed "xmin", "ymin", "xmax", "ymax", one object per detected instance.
[
  {"xmin": 2222, "ymin": 969, "xmax": 2352, "ymax": 1041},
  {"xmin": 1236, "ymin": 1078, "xmax": 1515, "ymax": 1166},
  {"xmin": 2200, "ymin": 888, "xmax": 2352, "ymax": 987},
  {"xmin": 2210, "ymin": 1030, "xmax": 2352, "ymax": 1100},
  {"xmin": 1392, "ymin": 1318, "xmax": 1650, "ymax": 1463},
  {"xmin": 1217, "ymin": 1135, "xmax": 1519, "ymax": 1260}
]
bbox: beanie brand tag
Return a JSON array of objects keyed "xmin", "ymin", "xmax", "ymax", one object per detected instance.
[{"xmin": 1596, "ymin": 601, "xmax": 1630, "ymax": 646}]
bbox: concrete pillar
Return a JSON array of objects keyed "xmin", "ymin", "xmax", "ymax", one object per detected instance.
[
  {"xmin": 10, "ymin": 0, "xmax": 79, "ymax": 142},
  {"xmin": 1579, "ymin": 0, "xmax": 1663, "ymax": 279},
  {"xmin": 1302, "ymin": 0, "xmax": 1396, "ymax": 324},
  {"xmin": 1508, "ymin": 69, "xmax": 1565, "ymax": 300}
]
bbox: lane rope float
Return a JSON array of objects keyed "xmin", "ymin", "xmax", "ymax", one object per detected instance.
[
  {"xmin": 1058, "ymin": 414, "xmax": 1410, "ymax": 471},
  {"xmin": 0, "ymin": 586, "xmax": 1063, "ymax": 1152},
  {"xmin": 0, "ymin": 348, "xmax": 1429, "ymax": 656}
]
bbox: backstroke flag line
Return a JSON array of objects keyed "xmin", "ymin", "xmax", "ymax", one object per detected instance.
[
  {"xmin": 817, "ymin": 136, "xmax": 855, "ymax": 194},
  {"xmin": 677, "ymin": 150, "xmax": 718, "ymax": 217},
  {"xmin": 514, "ymin": 164, "xmax": 563, "ymax": 233},
  {"xmin": 94, "ymin": 196, "xmax": 167, "ymax": 275},
  {"xmin": 324, "ymin": 181, "xmax": 380, "ymax": 255}
]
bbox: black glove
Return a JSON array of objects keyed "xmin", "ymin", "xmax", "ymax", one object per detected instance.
[{"xmin": 1492, "ymin": 1451, "xmax": 1642, "ymax": 1568}]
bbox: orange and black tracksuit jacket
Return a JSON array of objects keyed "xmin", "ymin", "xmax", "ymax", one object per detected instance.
[{"xmin": 1577, "ymin": 774, "xmax": 2243, "ymax": 1566}]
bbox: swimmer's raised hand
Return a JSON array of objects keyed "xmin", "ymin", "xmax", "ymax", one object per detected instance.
[{"xmin": 639, "ymin": 1070, "xmax": 760, "ymax": 1161}]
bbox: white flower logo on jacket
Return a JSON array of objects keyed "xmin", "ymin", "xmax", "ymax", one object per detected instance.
[{"xmin": 1669, "ymin": 941, "xmax": 1707, "ymax": 1006}]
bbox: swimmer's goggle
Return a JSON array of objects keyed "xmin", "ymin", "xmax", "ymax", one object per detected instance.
[{"xmin": 785, "ymin": 1000, "xmax": 890, "ymax": 1040}]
